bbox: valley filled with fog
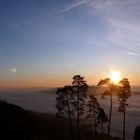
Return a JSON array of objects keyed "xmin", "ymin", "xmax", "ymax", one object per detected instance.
[{"xmin": 0, "ymin": 88, "xmax": 140, "ymax": 140}]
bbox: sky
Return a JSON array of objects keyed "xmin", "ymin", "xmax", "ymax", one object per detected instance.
[{"xmin": 0, "ymin": 0, "xmax": 140, "ymax": 88}]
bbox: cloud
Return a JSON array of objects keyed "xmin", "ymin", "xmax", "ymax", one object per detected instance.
[
  {"xmin": 65, "ymin": 0, "xmax": 140, "ymax": 55},
  {"xmin": 18, "ymin": 0, "xmax": 140, "ymax": 55},
  {"xmin": 88, "ymin": 0, "xmax": 140, "ymax": 17},
  {"xmin": 84, "ymin": 0, "xmax": 140, "ymax": 54},
  {"xmin": 20, "ymin": 0, "xmax": 89, "ymax": 25},
  {"xmin": 107, "ymin": 18, "xmax": 140, "ymax": 51},
  {"xmin": 125, "ymin": 51, "xmax": 140, "ymax": 56},
  {"xmin": 60, "ymin": 0, "xmax": 89, "ymax": 13},
  {"xmin": 9, "ymin": 68, "xmax": 17, "ymax": 73}
]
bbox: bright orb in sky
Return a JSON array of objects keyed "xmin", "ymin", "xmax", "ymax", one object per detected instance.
[
  {"xmin": 110, "ymin": 70, "xmax": 121, "ymax": 84},
  {"xmin": 10, "ymin": 68, "xmax": 17, "ymax": 73}
]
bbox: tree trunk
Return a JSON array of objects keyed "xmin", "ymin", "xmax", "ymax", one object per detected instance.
[
  {"xmin": 123, "ymin": 105, "xmax": 125, "ymax": 140},
  {"xmin": 94, "ymin": 107, "xmax": 97, "ymax": 140},
  {"xmin": 95, "ymin": 126, "xmax": 97, "ymax": 140},
  {"xmin": 123, "ymin": 92, "xmax": 126, "ymax": 140},
  {"xmin": 107, "ymin": 91, "xmax": 113, "ymax": 140},
  {"xmin": 101, "ymin": 122, "xmax": 103, "ymax": 140},
  {"xmin": 66, "ymin": 94, "xmax": 74, "ymax": 140},
  {"xmin": 77, "ymin": 84, "xmax": 80, "ymax": 140}
]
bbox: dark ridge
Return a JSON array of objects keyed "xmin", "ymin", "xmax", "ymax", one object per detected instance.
[
  {"xmin": 0, "ymin": 100, "xmax": 122, "ymax": 140},
  {"xmin": 0, "ymin": 100, "xmax": 40, "ymax": 140}
]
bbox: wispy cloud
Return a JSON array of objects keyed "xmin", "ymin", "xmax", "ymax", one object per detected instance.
[
  {"xmin": 20, "ymin": 0, "xmax": 89, "ymax": 25},
  {"xmin": 107, "ymin": 18, "xmax": 140, "ymax": 51},
  {"xmin": 125, "ymin": 51, "xmax": 140, "ymax": 56},
  {"xmin": 18, "ymin": 0, "xmax": 140, "ymax": 56},
  {"xmin": 58, "ymin": 0, "xmax": 140, "ymax": 55},
  {"xmin": 85, "ymin": 0, "xmax": 140, "ymax": 54},
  {"xmin": 60, "ymin": 0, "xmax": 89, "ymax": 13}
]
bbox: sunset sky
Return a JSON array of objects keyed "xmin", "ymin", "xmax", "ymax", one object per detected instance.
[{"xmin": 0, "ymin": 0, "xmax": 140, "ymax": 88}]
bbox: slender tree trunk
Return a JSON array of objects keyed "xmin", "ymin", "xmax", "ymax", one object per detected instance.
[
  {"xmin": 94, "ymin": 126, "xmax": 97, "ymax": 140},
  {"xmin": 66, "ymin": 94, "xmax": 74, "ymax": 140},
  {"xmin": 86, "ymin": 131, "xmax": 89, "ymax": 140},
  {"xmin": 123, "ymin": 104, "xmax": 125, "ymax": 140},
  {"xmin": 101, "ymin": 122, "xmax": 103, "ymax": 140},
  {"xmin": 123, "ymin": 91, "xmax": 126, "ymax": 140},
  {"xmin": 107, "ymin": 91, "xmax": 113, "ymax": 140},
  {"xmin": 77, "ymin": 84, "xmax": 80, "ymax": 140},
  {"xmin": 94, "ymin": 107, "xmax": 97, "ymax": 140}
]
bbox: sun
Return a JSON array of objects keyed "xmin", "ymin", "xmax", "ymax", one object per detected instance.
[{"xmin": 110, "ymin": 70, "xmax": 121, "ymax": 84}]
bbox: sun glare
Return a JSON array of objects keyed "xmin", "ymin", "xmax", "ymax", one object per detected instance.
[{"xmin": 110, "ymin": 70, "xmax": 121, "ymax": 84}]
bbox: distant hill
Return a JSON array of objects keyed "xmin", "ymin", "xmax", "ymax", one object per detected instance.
[
  {"xmin": 40, "ymin": 85, "xmax": 140, "ymax": 96},
  {"xmin": 0, "ymin": 100, "xmax": 40, "ymax": 140},
  {"xmin": 0, "ymin": 100, "xmax": 122, "ymax": 140},
  {"xmin": 40, "ymin": 86, "xmax": 108, "ymax": 96},
  {"xmin": 40, "ymin": 87, "xmax": 57, "ymax": 94}
]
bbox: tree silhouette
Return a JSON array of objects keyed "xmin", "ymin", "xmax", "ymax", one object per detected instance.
[
  {"xmin": 72, "ymin": 75, "xmax": 88, "ymax": 140},
  {"xmin": 134, "ymin": 125, "xmax": 140, "ymax": 140},
  {"xmin": 87, "ymin": 95, "xmax": 100, "ymax": 140},
  {"xmin": 97, "ymin": 78, "xmax": 117, "ymax": 140},
  {"xmin": 97, "ymin": 107, "xmax": 109, "ymax": 140},
  {"xmin": 56, "ymin": 86, "xmax": 74, "ymax": 140},
  {"xmin": 118, "ymin": 78, "xmax": 131, "ymax": 140}
]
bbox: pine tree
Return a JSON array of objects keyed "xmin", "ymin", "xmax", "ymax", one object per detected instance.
[
  {"xmin": 97, "ymin": 78, "xmax": 117, "ymax": 140},
  {"xmin": 87, "ymin": 95, "xmax": 100, "ymax": 140},
  {"xmin": 118, "ymin": 78, "xmax": 131, "ymax": 140},
  {"xmin": 56, "ymin": 86, "xmax": 74, "ymax": 140},
  {"xmin": 97, "ymin": 107, "xmax": 108, "ymax": 140},
  {"xmin": 134, "ymin": 125, "xmax": 140, "ymax": 140},
  {"xmin": 72, "ymin": 75, "xmax": 88, "ymax": 140}
]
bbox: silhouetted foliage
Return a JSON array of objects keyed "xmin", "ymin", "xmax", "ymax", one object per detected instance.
[
  {"xmin": 97, "ymin": 108, "xmax": 109, "ymax": 140},
  {"xmin": 97, "ymin": 78, "xmax": 110, "ymax": 87},
  {"xmin": 56, "ymin": 86, "xmax": 74, "ymax": 140},
  {"xmin": 97, "ymin": 78, "xmax": 118, "ymax": 140},
  {"xmin": 87, "ymin": 95, "xmax": 100, "ymax": 140},
  {"xmin": 86, "ymin": 95, "xmax": 108, "ymax": 140},
  {"xmin": 55, "ymin": 75, "xmax": 88, "ymax": 140},
  {"xmin": 98, "ymin": 77, "xmax": 131, "ymax": 140},
  {"xmin": 118, "ymin": 78, "xmax": 131, "ymax": 112},
  {"xmin": 134, "ymin": 125, "xmax": 140, "ymax": 140},
  {"xmin": 72, "ymin": 75, "xmax": 88, "ymax": 140},
  {"xmin": 118, "ymin": 78, "xmax": 131, "ymax": 140},
  {"xmin": 56, "ymin": 86, "xmax": 74, "ymax": 117}
]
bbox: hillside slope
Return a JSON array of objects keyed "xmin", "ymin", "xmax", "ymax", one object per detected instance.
[{"xmin": 0, "ymin": 100, "xmax": 122, "ymax": 140}]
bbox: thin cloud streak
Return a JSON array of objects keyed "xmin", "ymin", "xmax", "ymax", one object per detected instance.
[
  {"xmin": 60, "ymin": 0, "xmax": 89, "ymax": 13},
  {"xmin": 125, "ymin": 51, "xmax": 140, "ymax": 56},
  {"xmin": 20, "ymin": 0, "xmax": 89, "ymax": 25}
]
